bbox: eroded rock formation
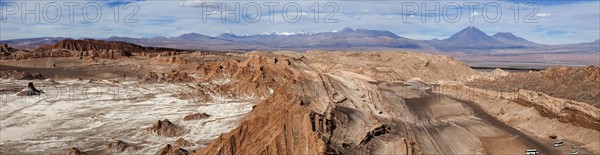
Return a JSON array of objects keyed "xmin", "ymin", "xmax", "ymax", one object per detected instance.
[
  {"xmin": 147, "ymin": 119, "xmax": 179, "ymax": 137},
  {"xmin": 107, "ymin": 140, "xmax": 137, "ymax": 153},
  {"xmin": 192, "ymin": 52, "xmax": 452, "ymax": 154},
  {"xmin": 35, "ymin": 39, "xmax": 183, "ymax": 53},
  {"xmin": 4, "ymin": 39, "xmax": 192, "ymax": 60},
  {"xmin": 175, "ymin": 138, "xmax": 193, "ymax": 147},
  {"xmin": 1, "ymin": 44, "xmax": 21, "ymax": 59}
]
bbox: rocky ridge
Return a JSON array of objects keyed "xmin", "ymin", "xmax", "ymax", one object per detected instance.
[
  {"xmin": 191, "ymin": 51, "xmax": 480, "ymax": 154},
  {"xmin": 2, "ymin": 39, "xmax": 195, "ymax": 60},
  {"xmin": 467, "ymin": 66, "xmax": 600, "ymax": 107}
]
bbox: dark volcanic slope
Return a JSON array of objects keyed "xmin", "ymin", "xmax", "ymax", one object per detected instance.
[{"xmin": 444, "ymin": 26, "xmax": 500, "ymax": 46}]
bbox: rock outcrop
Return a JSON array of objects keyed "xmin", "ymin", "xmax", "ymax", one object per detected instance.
[
  {"xmin": 175, "ymin": 138, "xmax": 193, "ymax": 147},
  {"xmin": 183, "ymin": 113, "xmax": 210, "ymax": 121},
  {"xmin": 161, "ymin": 70, "xmax": 195, "ymax": 83},
  {"xmin": 62, "ymin": 147, "xmax": 87, "ymax": 155},
  {"xmin": 107, "ymin": 140, "xmax": 136, "ymax": 153},
  {"xmin": 35, "ymin": 39, "xmax": 184, "ymax": 53},
  {"xmin": 1, "ymin": 44, "xmax": 18, "ymax": 58},
  {"xmin": 0, "ymin": 44, "xmax": 33, "ymax": 60},
  {"xmin": 9, "ymin": 48, "xmax": 134, "ymax": 60},
  {"xmin": 515, "ymin": 89, "xmax": 600, "ymax": 130},
  {"xmin": 16, "ymin": 82, "xmax": 45, "ymax": 96},
  {"xmin": 147, "ymin": 119, "xmax": 179, "ymax": 137},
  {"xmin": 6, "ymin": 39, "xmax": 190, "ymax": 60},
  {"xmin": 156, "ymin": 144, "xmax": 190, "ymax": 155}
]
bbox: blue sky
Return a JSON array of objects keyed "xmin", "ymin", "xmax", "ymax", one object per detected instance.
[{"xmin": 0, "ymin": 0, "xmax": 599, "ymax": 44}]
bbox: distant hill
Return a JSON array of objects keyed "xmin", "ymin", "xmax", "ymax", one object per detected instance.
[
  {"xmin": 71, "ymin": 27, "xmax": 427, "ymax": 50},
  {"xmin": 0, "ymin": 37, "xmax": 66, "ymax": 50},
  {"xmin": 0, "ymin": 27, "xmax": 546, "ymax": 51},
  {"xmin": 212, "ymin": 27, "xmax": 425, "ymax": 49},
  {"xmin": 577, "ymin": 39, "xmax": 600, "ymax": 46},
  {"xmin": 443, "ymin": 26, "xmax": 504, "ymax": 47},
  {"xmin": 104, "ymin": 34, "xmax": 234, "ymax": 50},
  {"xmin": 492, "ymin": 32, "xmax": 538, "ymax": 46}
]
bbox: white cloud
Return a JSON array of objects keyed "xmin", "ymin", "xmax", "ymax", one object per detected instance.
[
  {"xmin": 470, "ymin": 12, "xmax": 480, "ymax": 17},
  {"xmin": 535, "ymin": 13, "xmax": 552, "ymax": 17},
  {"xmin": 179, "ymin": 0, "xmax": 202, "ymax": 7}
]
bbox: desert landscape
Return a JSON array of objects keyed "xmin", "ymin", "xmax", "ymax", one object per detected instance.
[{"xmin": 0, "ymin": 39, "xmax": 598, "ymax": 155}]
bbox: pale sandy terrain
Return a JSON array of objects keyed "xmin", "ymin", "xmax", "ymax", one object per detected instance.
[{"xmin": 0, "ymin": 79, "xmax": 255, "ymax": 154}]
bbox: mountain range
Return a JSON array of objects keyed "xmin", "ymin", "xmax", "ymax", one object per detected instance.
[
  {"xmin": 0, "ymin": 26, "xmax": 549, "ymax": 51},
  {"xmin": 1, "ymin": 26, "xmax": 598, "ymax": 64}
]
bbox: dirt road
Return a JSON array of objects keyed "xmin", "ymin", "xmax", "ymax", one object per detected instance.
[{"xmin": 445, "ymin": 95, "xmax": 555, "ymax": 154}]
